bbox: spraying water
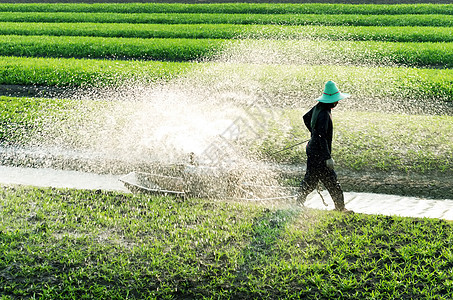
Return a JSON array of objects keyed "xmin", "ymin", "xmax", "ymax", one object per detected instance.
[{"xmin": 1, "ymin": 28, "xmax": 451, "ymax": 201}]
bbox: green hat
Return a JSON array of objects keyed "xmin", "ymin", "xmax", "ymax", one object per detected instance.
[{"xmin": 316, "ymin": 81, "xmax": 350, "ymax": 103}]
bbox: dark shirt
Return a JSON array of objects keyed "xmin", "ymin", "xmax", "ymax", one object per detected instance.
[{"xmin": 303, "ymin": 103, "xmax": 333, "ymax": 162}]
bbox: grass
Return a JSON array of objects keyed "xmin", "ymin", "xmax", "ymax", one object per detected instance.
[
  {"xmin": 0, "ymin": 56, "xmax": 193, "ymax": 87},
  {"xmin": 1, "ymin": 185, "xmax": 452, "ymax": 299},
  {"xmin": 2, "ymin": 34, "xmax": 453, "ymax": 68},
  {"xmin": 2, "ymin": 22, "xmax": 453, "ymax": 43},
  {"xmin": 0, "ymin": 3, "xmax": 452, "ymax": 15},
  {"xmin": 1, "ymin": 12, "xmax": 452, "ymax": 27}
]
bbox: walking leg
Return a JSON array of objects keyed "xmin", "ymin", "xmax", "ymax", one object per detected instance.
[
  {"xmin": 297, "ymin": 170, "xmax": 318, "ymax": 206},
  {"xmin": 320, "ymin": 168, "xmax": 349, "ymax": 212}
]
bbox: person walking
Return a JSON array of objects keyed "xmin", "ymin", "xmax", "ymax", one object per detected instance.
[{"xmin": 297, "ymin": 81, "xmax": 351, "ymax": 212}]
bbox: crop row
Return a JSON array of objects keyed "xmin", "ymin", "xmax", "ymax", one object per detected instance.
[
  {"xmin": 0, "ymin": 96, "xmax": 58, "ymax": 143},
  {"xmin": 1, "ymin": 56, "xmax": 451, "ymax": 103},
  {"xmin": 0, "ymin": 3, "xmax": 452, "ymax": 15},
  {"xmin": 0, "ymin": 56, "xmax": 193, "ymax": 87},
  {"xmin": 1, "ymin": 12, "xmax": 452, "ymax": 27},
  {"xmin": 2, "ymin": 22, "xmax": 453, "ymax": 43},
  {"xmin": 2, "ymin": 35, "xmax": 453, "ymax": 68},
  {"xmin": 0, "ymin": 35, "xmax": 222, "ymax": 61}
]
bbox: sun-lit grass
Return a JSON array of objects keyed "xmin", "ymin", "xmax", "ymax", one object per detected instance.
[
  {"xmin": 1, "ymin": 185, "xmax": 452, "ymax": 299},
  {"xmin": 0, "ymin": 56, "xmax": 193, "ymax": 87},
  {"xmin": 0, "ymin": 11, "xmax": 452, "ymax": 27},
  {"xmin": 1, "ymin": 22, "xmax": 453, "ymax": 43},
  {"xmin": 0, "ymin": 3, "xmax": 451, "ymax": 15},
  {"xmin": 1, "ymin": 35, "xmax": 453, "ymax": 67}
]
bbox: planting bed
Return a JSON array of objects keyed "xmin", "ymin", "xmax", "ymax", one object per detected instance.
[
  {"xmin": 1, "ymin": 3, "xmax": 452, "ymax": 14},
  {"xmin": 0, "ymin": 2, "xmax": 451, "ymax": 188},
  {"xmin": 1, "ymin": 11, "xmax": 453, "ymax": 27},
  {"xmin": 1, "ymin": 2, "xmax": 453, "ymax": 300},
  {"xmin": 2, "ymin": 35, "xmax": 453, "ymax": 67},
  {"xmin": 2, "ymin": 22, "xmax": 453, "ymax": 43},
  {"xmin": 1, "ymin": 186, "xmax": 453, "ymax": 299}
]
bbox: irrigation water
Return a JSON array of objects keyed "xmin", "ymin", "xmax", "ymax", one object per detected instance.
[{"xmin": 1, "ymin": 33, "xmax": 452, "ymax": 218}]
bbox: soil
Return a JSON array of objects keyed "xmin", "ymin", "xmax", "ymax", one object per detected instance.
[
  {"xmin": 0, "ymin": 85, "xmax": 76, "ymax": 99},
  {"xmin": 337, "ymin": 170, "xmax": 453, "ymax": 200}
]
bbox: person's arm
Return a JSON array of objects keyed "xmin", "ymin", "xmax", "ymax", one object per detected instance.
[{"xmin": 303, "ymin": 108, "xmax": 313, "ymax": 132}]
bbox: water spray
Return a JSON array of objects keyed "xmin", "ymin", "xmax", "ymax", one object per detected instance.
[{"xmin": 7, "ymin": 24, "xmax": 448, "ymax": 206}]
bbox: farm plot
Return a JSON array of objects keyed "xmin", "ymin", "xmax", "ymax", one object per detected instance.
[
  {"xmin": 1, "ymin": 4, "xmax": 453, "ymax": 300},
  {"xmin": 1, "ymin": 186, "xmax": 453, "ymax": 299},
  {"xmin": 0, "ymin": 2, "xmax": 451, "ymax": 178}
]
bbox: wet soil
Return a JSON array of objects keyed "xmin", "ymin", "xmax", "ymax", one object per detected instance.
[
  {"xmin": 0, "ymin": 85, "xmax": 77, "ymax": 99},
  {"xmin": 277, "ymin": 164, "xmax": 453, "ymax": 200},
  {"xmin": 338, "ymin": 170, "xmax": 453, "ymax": 200}
]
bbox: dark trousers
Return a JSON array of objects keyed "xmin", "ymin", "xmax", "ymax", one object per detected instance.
[{"xmin": 299, "ymin": 161, "xmax": 345, "ymax": 210}]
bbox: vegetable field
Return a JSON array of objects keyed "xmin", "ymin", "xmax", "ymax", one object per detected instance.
[
  {"xmin": 2, "ymin": 186, "xmax": 453, "ymax": 299},
  {"xmin": 0, "ymin": 2, "xmax": 451, "ymax": 176},
  {"xmin": 1, "ymin": 3, "xmax": 453, "ymax": 300},
  {"xmin": 0, "ymin": 2, "xmax": 452, "ymax": 100}
]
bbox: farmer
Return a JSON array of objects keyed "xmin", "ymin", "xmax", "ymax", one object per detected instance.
[{"xmin": 297, "ymin": 80, "xmax": 351, "ymax": 213}]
